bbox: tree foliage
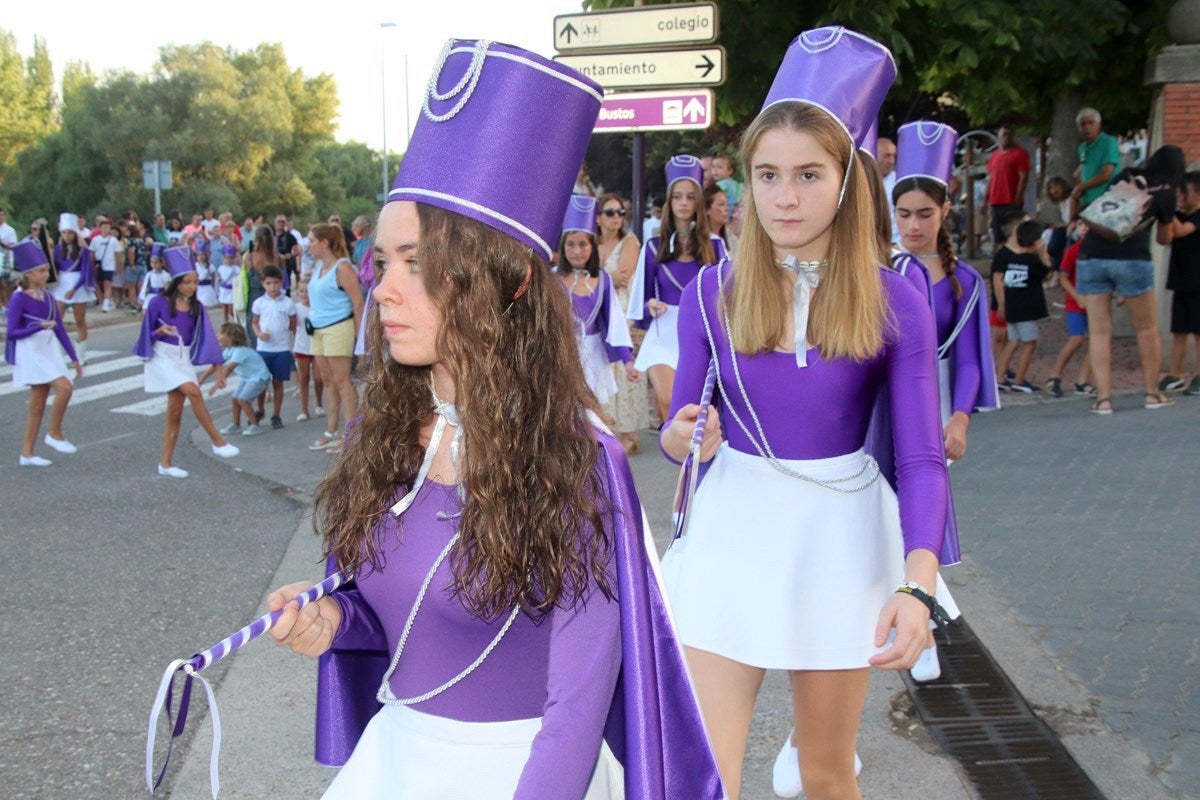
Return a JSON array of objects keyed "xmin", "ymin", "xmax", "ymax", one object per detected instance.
[
  {"xmin": 0, "ymin": 35, "xmax": 394, "ymax": 227},
  {"xmin": 0, "ymin": 32, "xmax": 56, "ymax": 172}
]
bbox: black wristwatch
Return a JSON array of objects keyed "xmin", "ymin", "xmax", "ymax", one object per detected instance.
[{"xmin": 896, "ymin": 581, "xmax": 953, "ymax": 627}]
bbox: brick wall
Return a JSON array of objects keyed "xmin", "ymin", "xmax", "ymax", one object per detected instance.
[{"xmin": 1162, "ymin": 83, "xmax": 1200, "ymax": 165}]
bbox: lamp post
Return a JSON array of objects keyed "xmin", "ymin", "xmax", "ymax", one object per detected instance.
[{"xmin": 380, "ymin": 21, "xmax": 398, "ymax": 201}]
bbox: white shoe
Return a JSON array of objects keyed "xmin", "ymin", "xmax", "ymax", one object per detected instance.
[
  {"xmin": 76, "ymin": 340, "xmax": 88, "ymax": 365},
  {"xmin": 43, "ymin": 435, "xmax": 78, "ymax": 454},
  {"xmin": 313, "ymin": 405, "xmax": 325, "ymax": 417},
  {"xmin": 212, "ymin": 443, "xmax": 240, "ymax": 458},
  {"xmin": 19, "ymin": 455, "xmax": 52, "ymax": 467},
  {"xmin": 296, "ymin": 412, "xmax": 309, "ymax": 422},
  {"xmin": 910, "ymin": 642, "xmax": 942, "ymax": 682},
  {"xmin": 772, "ymin": 728, "xmax": 862, "ymax": 798},
  {"xmin": 158, "ymin": 464, "xmax": 188, "ymax": 478}
]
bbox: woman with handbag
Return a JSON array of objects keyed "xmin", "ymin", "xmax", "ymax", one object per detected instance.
[
  {"xmin": 1076, "ymin": 145, "xmax": 1185, "ymax": 413},
  {"xmin": 304, "ymin": 222, "xmax": 363, "ymax": 453},
  {"xmin": 658, "ymin": 28, "xmax": 952, "ymax": 799}
]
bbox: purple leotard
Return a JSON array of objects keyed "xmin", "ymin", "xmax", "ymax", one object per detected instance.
[
  {"xmin": 4, "ymin": 289, "xmax": 78, "ymax": 364},
  {"xmin": 330, "ymin": 479, "xmax": 621, "ymax": 799},
  {"xmin": 667, "ymin": 262, "xmax": 948, "ymax": 558},
  {"xmin": 570, "ymin": 271, "xmax": 632, "ymax": 363},
  {"xmin": 629, "ymin": 234, "xmax": 728, "ymax": 329}
]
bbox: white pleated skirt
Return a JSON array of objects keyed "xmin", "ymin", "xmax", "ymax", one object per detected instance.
[
  {"xmin": 51, "ymin": 272, "xmax": 96, "ymax": 305},
  {"xmin": 661, "ymin": 445, "xmax": 905, "ymax": 670},
  {"xmin": 322, "ymin": 704, "xmax": 625, "ymax": 800},
  {"xmin": 11, "ymin": 330, "xmax": 71, "ymax": 387},
  {"xmin": 196, "ymin": 285, "xmax": 219, "ymax": 308},
  {"xmin": 580, "ymin": 332, "xmax": 619, "ymax": 406},
  {"xmin": 143, "ymin": 341, "xmax": 197, "ymax": 393},
  {"xmin": 633, "ymin": 305, "xmax": 679, "ymax": 371}
]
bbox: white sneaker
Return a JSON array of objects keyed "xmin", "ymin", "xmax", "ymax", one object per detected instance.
[
  {"xmin": 19, "ymin": 455, "xmax": 52, "ymax": 467},
  {"xmin": 158, "ymin": 464, "xmax": 188, "ymax": 478},
  {"xmin": 102, "ymin": 298, "xmax": 113, "ymax": 312},
  {"xmin": 43, "ymin": 435, "xmax": 78, "ymax": 454},
  {"xmin": 212, "ymin": 443, "xmax": 240, "ymax": 458},
  {"xmin": 313, "ymin": 405, "xmax": 325, "ymax": 417},
  {"xmin": 772, "ymin": 728, "xmax": 863, "ymax": 798},
  {"xmin": 910, "ymin": 642, "xmax": 942, "ymax": 682},
  {"xmin": 296, "ymin": 412, "xmax": 309, "ymax": 422}
]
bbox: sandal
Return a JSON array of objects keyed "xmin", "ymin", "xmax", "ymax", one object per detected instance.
[
  {"xmin": 1144, "ymin": 392, "xmax": 1175, "ymax": 410},
  {"xmin": 1090, "ymin": 397, "xmax": 1113, "ymax": 415}
]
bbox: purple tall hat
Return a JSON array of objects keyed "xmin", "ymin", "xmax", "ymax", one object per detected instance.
[
  {"xmin": 665, "ymin": 155, "xmax": 704, "ymax": 193},
  {"xmin": 150, "ymin": 243, "xmax": 166, "ymax": 260},
  {"xmin": 12, "ymin": 240, "xmax": 48, "ymax": 272},
  {"xmin": 164, "ymin": 245, "xmax": 195, "ymax": 279},
  {"xmin": 388, "ymin": 39, "xmax": 604, "ymax": 260},
  {"xmin": 861, "ymin": 118, "xmax": 879, "ymax": 158},
  {"xmin": 194, "ymin": 238, "xmax": 210, "ymax": 255},
  {"xmin": 222, "ymin": 244, "xmax": 237, "ymax": 257},
  {"xmin": 896, "ymin": 120, "xmax": 958, "ymax": 186},
  {"xmin": 561, "ymin": 195, "xmax": 597, "ymax": 235},
  {"xmin": 762, "ymin": 26, "xmax": 897, "ymax": 150}
]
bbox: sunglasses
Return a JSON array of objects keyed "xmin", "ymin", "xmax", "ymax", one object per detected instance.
[{"xmin": 602, "ymin": 208, "xmax": 626, "ymax": 217}]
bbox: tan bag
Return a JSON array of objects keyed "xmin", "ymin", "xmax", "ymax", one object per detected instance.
[{"xmin": 113, "ymin": 238, "xmax": 127, "ymax": 268}]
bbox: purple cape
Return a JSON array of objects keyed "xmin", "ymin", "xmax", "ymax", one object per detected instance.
[
  {"xmin": 313, "ymin": 428, "xmax": 724, "ymax": 799},
  {"xmin": 132, "ymin": 294, "xmax": 224, "ymax": 366}
]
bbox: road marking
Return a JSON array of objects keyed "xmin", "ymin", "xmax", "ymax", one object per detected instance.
[
  {"xmin": 1, "ymin": 349, "xmax": 119, "ymax": 380},
  {"xmin": 0, "ymin": 356, "xmax": 144, "ymax": 397},
  {"xmin": 68, "ymin": 375, "xmax": 145, "ymax": 403},
  {"xmin": 76, "ymin": 432, "xmax": 138, "ymax": 449},
  {"xmin": 112, "ymin": 384, "xmax": 233, "ymax": 416}
]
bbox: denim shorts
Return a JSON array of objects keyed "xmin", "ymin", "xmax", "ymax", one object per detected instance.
[
  {"xmin": 234, "ymin": 378, "xmax": 267, "ymax": 402},
  {"xmin": 1007, "ymin": 319, "xmax": 1039, "ymax": 342},
  {"xmin": 1065, "ymin": 310, "xmax": 1088, "ymax": 337},
  {"xmin": 1076, "ymin": 258, "xmax": 1155, "ymax": 298}
]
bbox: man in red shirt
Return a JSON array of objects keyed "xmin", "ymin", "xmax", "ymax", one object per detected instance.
[{"xmin": 986, "ymin": 125, "xmax": 1032, "ymax": 250}]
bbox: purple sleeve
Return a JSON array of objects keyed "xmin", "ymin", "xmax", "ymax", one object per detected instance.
[
  {"xmin": 513, "ymin": 538, "xmax": 621, "ymax": 798},
  {"xmin": 5, "ymin": 293, "xmax": 43, "ymax": 341},
  {"xmin": 950, "ymin": 269, "xmax": 984, "ymax": 416},
  {"xmin": 634, "ymin": 241, "xmax": 660, "ymax": 331},
  {"xmin": 711, "ymin": 235, "xmax": 727, "ymax": 264},
  {"xmin": 330, "ymin": 587, "xmax": 387, "ymax": 651},
  {"xmin": 52, "ymin": 310, "xmax": 78, "ymax": 363},
  {"xmin": 658, "ymin": 267, "xmax": 714, "ymax": 465},
  {"xmin": 884, "ymin": 273, "xmax": 948, "ymax": 558}
]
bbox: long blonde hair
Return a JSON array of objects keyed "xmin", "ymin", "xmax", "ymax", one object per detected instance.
[{"xmin": 729, "ymin": 102, "xmax": 885, "ymax": 361}]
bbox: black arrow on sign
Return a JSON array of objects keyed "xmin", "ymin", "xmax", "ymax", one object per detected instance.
[
  {"xmin": 560, "ymin": 22, "xmax": 578, "ymax": 44},
  {"xmin": 695, "ymin": 54, "xmax": 715, "ymax": 78}
]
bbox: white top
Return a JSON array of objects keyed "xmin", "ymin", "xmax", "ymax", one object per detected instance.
[
  {"xmin": 293, "ymin": 302, "xmax": 312, "ymax": 355},
  {"xmin": 0, "ymin": 222, "xmax": 16, "ymax": 272},
  {"xmin": 89, "ymin": 234, "xmax": 120, "ymax": 271},
  {"xmin": 251, "ymin": 292, "xmax": 297, "ymax": 353}
]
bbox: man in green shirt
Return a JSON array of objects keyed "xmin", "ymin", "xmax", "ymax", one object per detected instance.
[{"xmin": 1071, "ymin": 107, "xmax": 1121, "ymax": 209}]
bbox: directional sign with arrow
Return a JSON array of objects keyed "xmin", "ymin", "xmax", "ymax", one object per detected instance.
[
  {"xmin": 593, "ymin": 89, "xmax": 716, "ymax": 134},
  {"xmin": 554, "ymin": 47, "xmax": 726, "ymax": 91},
  {"xmin": 554, "ymin": 3, "xmax": 719, "ymax": 53}
]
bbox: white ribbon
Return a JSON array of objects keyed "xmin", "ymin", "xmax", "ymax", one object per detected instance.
[
  {"xmin": 389, "ymin": 381, "xmax": 463, "ymax": 516},
  {"xmin": 778, "ymin": 254, "xmax": 825, "ymax": 367}
]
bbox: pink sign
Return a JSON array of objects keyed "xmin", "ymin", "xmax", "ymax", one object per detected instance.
[{"xmin": 594, "ymin": 89, "xmax": 714, "ymax": 133}]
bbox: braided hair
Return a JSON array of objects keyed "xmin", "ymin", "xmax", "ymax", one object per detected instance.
[{"xmin": 893, "ymin": 175, "xmax": 962, "ymax": 300}]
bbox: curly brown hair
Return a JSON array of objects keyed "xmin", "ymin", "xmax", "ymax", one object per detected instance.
[{"xmin": 315, "ymin": 203, "xmax": 613, "ymax": 621}]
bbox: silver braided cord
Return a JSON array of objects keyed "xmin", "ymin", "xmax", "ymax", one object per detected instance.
[{"xmin": 423, "ymin": 39, "xmax": 490, "ymax": 123}]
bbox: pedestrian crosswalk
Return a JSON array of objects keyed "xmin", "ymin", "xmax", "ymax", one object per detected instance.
[{"xmin": 0, "ymin": 349, "xmax": 233, "ymax": 414}]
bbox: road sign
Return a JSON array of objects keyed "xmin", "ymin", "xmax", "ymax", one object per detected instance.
[
  {"xmin": 141, "ymin": 160, "xmax": 172, "ymax": 190},
  {"xmin": 555, "ymin": 47, "xmax": 725, "ymax": 91},
  {"xmin": 594, "ymin": 89, "xmax": 715, "ymax": 134},
  {"xmin": 554, "ymin": 3, "xmax": 718, "ymax": 53}
]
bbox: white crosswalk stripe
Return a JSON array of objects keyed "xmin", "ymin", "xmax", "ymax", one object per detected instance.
[
  {"xmin": 112, "ymin": 383, "xmax": 234, "ymax": 416},
  {"xmin": 0, "ymin": 349, "xmax": 118, "ymax": 379},
  {"xmin": 0, "ymin": 355, "xmax": 144, "ymax": 397}
]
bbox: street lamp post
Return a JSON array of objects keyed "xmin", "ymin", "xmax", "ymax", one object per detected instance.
[{"xmin": 380, "ymin": 22, "xmax": 397, "ymax": 201}]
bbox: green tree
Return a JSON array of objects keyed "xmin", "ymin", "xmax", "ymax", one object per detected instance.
[{"xmin": 0, "ymin": 31, "xmax": 56, "ymax": 172}]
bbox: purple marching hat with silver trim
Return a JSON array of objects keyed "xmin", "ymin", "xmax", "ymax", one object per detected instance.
[
  {"xmin": 150, "ymin": 243, "xmax": 166, "ymax": 260},
  {"xmin": 13, "ymin": 241, "xmax": 49, "ymax": 272},
  {"xmin": 164, "ymin": 245, "xmax": 195, "ymax": 279},
  {"xmin": 762, "ymin": 26, "xmax": 897, "ymax": 149},
  {"xmin": 388, "ymin": 39, "xmax": 604, "ymax": 260},
  {"xmin": 861, "ymin": 118, "xmax": 879, "ymax": 157},
  {"xmin": 561, "ymin": 195, "xmax": 597, "ymax": 235},
  {"xmin": 896, "ymin": 120, "xmax": 958, "ymax": 186},
  {"xmin": 665, "ymin": 155, "xmax": 704, "ymax": 193}
]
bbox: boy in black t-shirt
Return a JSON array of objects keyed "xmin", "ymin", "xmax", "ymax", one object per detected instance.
[
  {"xmin": 991, "ymin": 209, "xmax": 1031, "ymax": 389},
  {"xmin": 1163, "ymin": 171, "xmax": 1200, "ymax": 394},
  {"xmin": 996, "ymin": 220, "xmax": 1049, "ymax": 392}
]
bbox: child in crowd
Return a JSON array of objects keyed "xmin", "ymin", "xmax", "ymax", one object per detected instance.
[
  {"xmin": 217, "ymin": 244, "xmax": 240, "ymax": 322},
  {"xmin": 139, "ymin": 244, "xmax": 171, "ymax": 309},
  {"xmin": 290, "ymin": 277, "xmax": 323, "ymax": 421},
  {"xmin": 250, "ymin": 265, "xmax": 297, "ymax": 429},
  {"xmin": 711, "ymin": 153, "xmax": 742, "ymax": 210},
  {"xmin": 194, "ymin": 241, "xmax": 219, "ymax": 308},
  {"xmin": 201, "ymin": 322, "xmax": 271, "ymax": 436},
  {"xmin": 990, "ymin": 208, "xmax": 1031, "ymax": 385},
  {"xmin": 1162, "ymin": 171, "xmax": 1200, "ymax": 395},
  {"xmin": 1046, "ymin": 220, "xmax": 1094, "ymax": 397},
  {"xmin": 996, "ymin": 220, "xmax": 1050, "ymax": 392},
  {"xmin": 6, "ymin": 241, "xmax": 82, "ymax": 466}
]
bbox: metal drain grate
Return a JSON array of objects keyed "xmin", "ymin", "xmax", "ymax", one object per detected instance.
[{"xmin": 902, "ymin": 618, "xmax": 1107, "ymax": 800}]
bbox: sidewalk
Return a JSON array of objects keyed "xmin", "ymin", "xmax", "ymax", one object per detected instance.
[{"xmin": 166, "ymin": 394, "xmax": 1191, "ymax": 799}]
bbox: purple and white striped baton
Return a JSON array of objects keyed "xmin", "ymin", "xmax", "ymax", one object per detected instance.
[
  {"xmin": 145, "ymin": 571, "xmax": 349, "ymax": 798},
  {"xmin": 670, "ymin": 358, "xmax": 718, "ymax": 542}
]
